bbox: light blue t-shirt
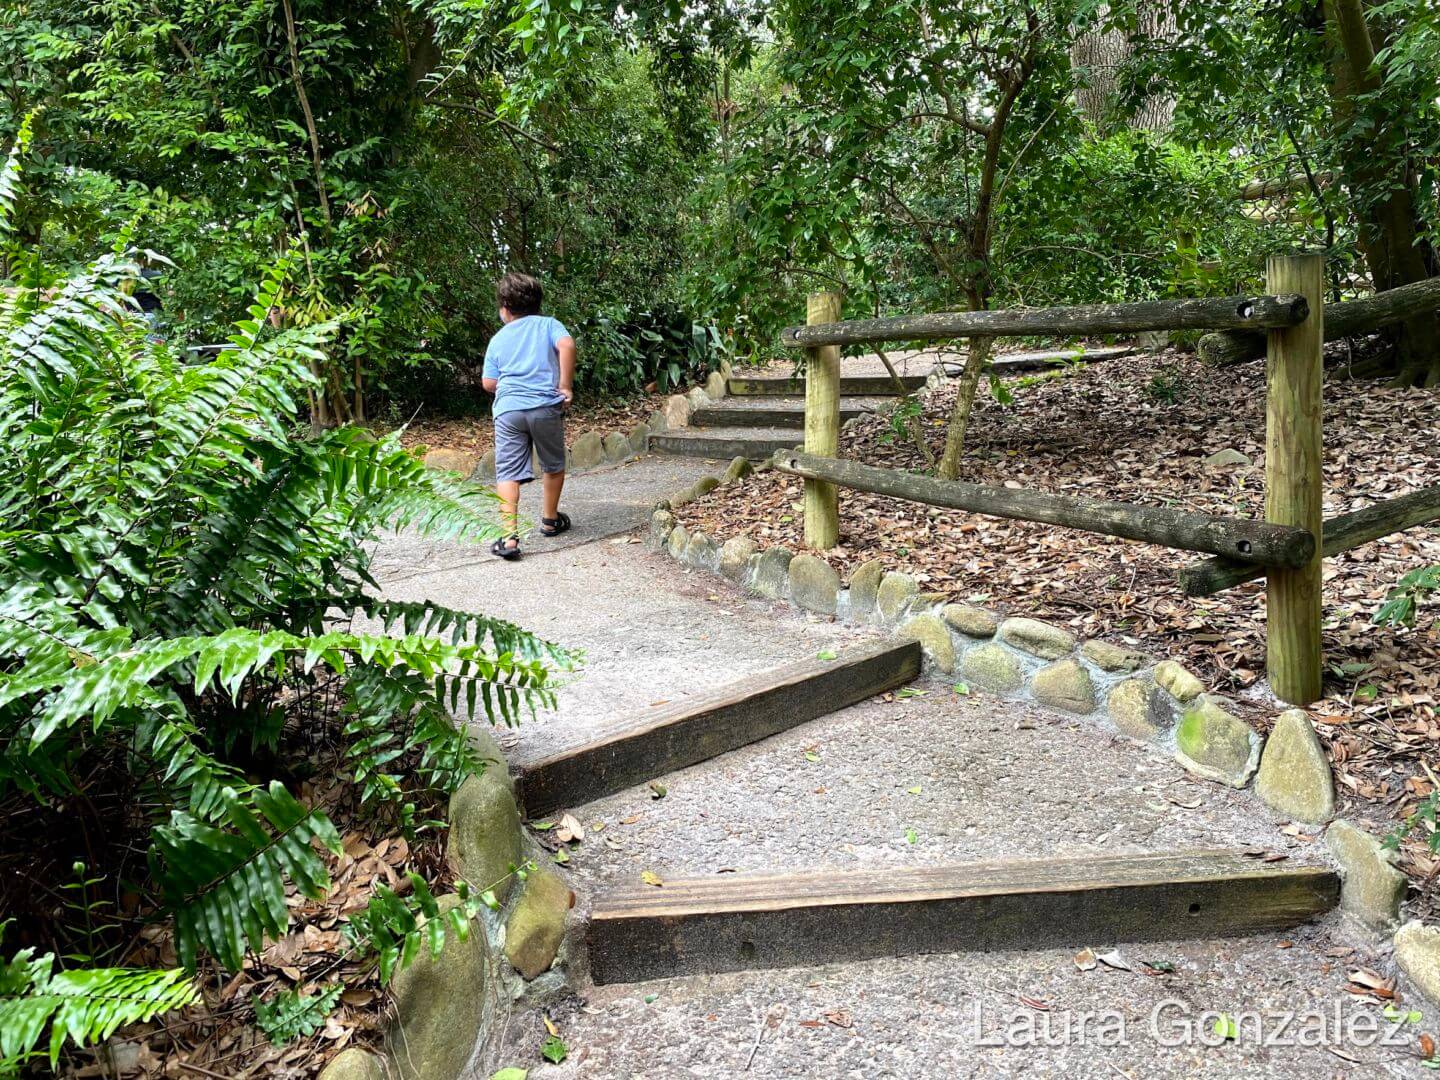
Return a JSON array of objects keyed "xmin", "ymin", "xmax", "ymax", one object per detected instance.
[{"xmin": 483, "ymin": 315, "xmax": 571, "ymax": 417}]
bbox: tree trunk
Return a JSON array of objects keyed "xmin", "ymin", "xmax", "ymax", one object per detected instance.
[
  {"xmin": 1070, "ymin": 1, "xmax": 1177, "ymax": 134},
  {"xmin": 1324, "ymin": 0, "xmax": 1440, "ymax": 386},
  {"xmin": 937, "ymin": 335, "xmax": 991, "ymax": 480}
]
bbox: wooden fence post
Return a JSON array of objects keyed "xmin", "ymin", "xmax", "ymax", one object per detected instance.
[
  {"xmin": 1264, "ymin": 253, "xmax": 1324, "ymax": 705},
  {"xmin": 804, "ymin": 291, "xmax": 842, "ymax": 549}
]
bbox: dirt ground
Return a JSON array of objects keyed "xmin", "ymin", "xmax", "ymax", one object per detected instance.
[{"xmin": 674, "ymin": 347, "xmax": 1440, "ymax": 906}]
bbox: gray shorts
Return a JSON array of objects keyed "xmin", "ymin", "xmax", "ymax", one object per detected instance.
[{"xmin": 494, "ymin": 404, "xmax": 566, "ymax": 483}]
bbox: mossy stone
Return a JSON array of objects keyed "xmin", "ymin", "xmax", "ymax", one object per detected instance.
[
  {"xmin": 628, "ymin": 422, "xmax": 650, "ymax": 454},
  {"xmin": 719, "ymin": 536, "xmax": 757, "ymax": 582},
  {"xmin": 942, "ymin": 604, "xmax": 997, "ymax": 638},
  {"xmin": 1154, "ymin": 659, "xmax": 1204, "ymax": 702},
  {"xmin": 723, "ymin": 456, "xmax": 753, "ymax": 483},
  {"xmin": 1107, "ymin": 678, "xmax": 1164, "ymax": 742},
  {"xmin": 960, "ymin": 643, "xmax": 1024, "ymax": 693},
  {"xmin": 603, "ymin": 431, "xmax": 632, "ymax": 462},
  {"xmin": 1395, "ymin": 922, "xmax": 1440, "ymax": 1005},
  {"xmin": 666, "ymin": 523, "xmax": 690, "ymax": 559},
  {"xmin": 898, "ymin": 614, "xmax": 955, "ymax": 673},
  {"xmin": 1080, "ymin": 639, "xmax": 1148, "ymax": 673},
  {"xmin": 789, "ymin": 554, "xmax": 840, "ymax": 615},
  {"xmin": 1255, "ymin": 709, "xmax": 1335, "ymax": 824},
  {"xmin": 1326, "ymin": 819, "xmax": 1407, "ymax": 932},
  {"xmin": 847, "ymin": 559, "xmax": 886, "ymax": 619},
  {"xmin": 875, "ymin": 572, "xmax": 919, "ymax": 624},
  {"xmin": 387, "ymin": 894, "xmax": 489, "ymax": 1080},
  {"xmin": 649, "ymin": 509, "xmax": 675, "ymax": 548},
  {"xmin": 319, "ymin": 1049, "xmax": 386, "ymax": 1080},
  {"xmin": 447, "ymin": 775, "xmax": 524, "ymax": 904},
  {"xmin": 569, "ymin": 430, "xmax": 605, "ymax": 470},
  {"xmin": 684, "ymin": 531, "xmax": 718, "ymax": 570},
  {"xmin": 1031, "ymin": 658, "xmax": 1096, "ymax": 714},
  {"xmin": 752, "ymin": 548, "xmax": 793, "ymax": 600},
  {"xmin": 504, "ymin": 868, "xmax": 574, "ymax": 979},
  {"xmin": 423, "ymin": 448, "xmax": 480, "ymax": 475},
  {"xmin": 1175, "ymin": 696, "xmax": 1258, "ymax": 788},
  {"xmin": 998, "ymin": 617, "xmax": 1075, "ymax": 660}
]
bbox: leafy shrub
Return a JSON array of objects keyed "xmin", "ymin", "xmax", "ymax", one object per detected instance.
[
  {"xmin": 1375, "ymin": 565, "xmax": 1440, "ymax": 629},
  {"xmin": 0, "ymin": 126, "xmax": 566, "ymax": 1071},
  {"xmin": 578, "ymin": 305, "xmax": 728, "ymax": 397}
]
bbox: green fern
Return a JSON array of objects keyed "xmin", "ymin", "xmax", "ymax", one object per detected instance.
[
  {"xmin": 252, "ymin": 983, "xmax": 343, "ymax": 1046},
  {"xmin": 152, "ymin": 784, "xmax": 343, "ymax": 971},
  {"xmin": 0, "ymin": 923, "xmax": 196, "ymax": 1072},
  {"xmin": 342, "ymin": 874, "xmax": 492, "ymax": 985}
]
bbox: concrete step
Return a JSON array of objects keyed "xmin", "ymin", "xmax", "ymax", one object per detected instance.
[
  {"xmin": 727, "ymin": 374, "xmax": 927, "ymax": 397},
  {"xmin": 587, "ymin": 850, "xmax": 1339, "ymax": 984},
  {"xmin": 691, "ymin": 396, "xmax": 881, "ymax": 430},
  {"xmin": 513, "ymin": 640, "xmax": 922, "ymax": 817},
  {"xmin": 648, "ymin": 428, "xmax": 801, "ymax": 460}
]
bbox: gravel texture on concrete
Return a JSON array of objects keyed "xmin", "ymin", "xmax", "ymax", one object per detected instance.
[{"xmin": 369, "ymin": 455, "xmax": 1433, "ymax": 1080}]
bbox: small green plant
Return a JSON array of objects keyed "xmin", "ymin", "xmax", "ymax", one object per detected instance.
[
  {"xmin": 1383, "ymin": 791, "xmax": 1440, "ymax": 854},
  {"xmin": 880, "ymin": 397, "xmax": 924, "ymax": 445},
  {"xmin": 1145, "ymin": 365, "xmax": 1185, "ymax": 403},
  {"xmin": 541, "ymin": 1035, "xmax": 568, "ymax": 1064},
  {"xmin": 253, "ymin": 983, "xmax": 344, "ymax": 1046},
  {"xmin": 1374, "ymin": 565, "xmax": 1440, "ymax": 629}
]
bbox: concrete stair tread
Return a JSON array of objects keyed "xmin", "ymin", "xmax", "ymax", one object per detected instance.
[
  {"xmin": 728, "ymin": 374, "xmax": 926, "ymax": 396},
  {"xmin": 691, "ymin": 397, "xmax": 887, "ymax": 430},
  {"xmin": 648, "ymin": 428, "xmax": 802, "ymax": 460}
]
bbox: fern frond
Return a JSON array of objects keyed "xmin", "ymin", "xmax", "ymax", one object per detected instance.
[
  {"xmin": 0, "ymin": 111, "xmax": 35, "ymax": 237},
  {"xmin": 252, "ymin": 983, "xmax": 342, "ymax": 1046},
  {"xmin": 152, "ymin": 783, "xmax": 342, "ymax": 971},
  {"xmin": 0, "ymin": 924, "xmax": 196, "ymax": 1070}
]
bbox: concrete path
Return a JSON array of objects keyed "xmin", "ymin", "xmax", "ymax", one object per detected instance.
[{"xmin": 369, "ymin": 454, "xmax": 1430, "ymax": 1080}]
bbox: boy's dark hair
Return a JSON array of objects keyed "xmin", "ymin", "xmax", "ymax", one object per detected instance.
[{"xmin": 497, "ymin": 272, "xmax": 543, "ymax": 317}]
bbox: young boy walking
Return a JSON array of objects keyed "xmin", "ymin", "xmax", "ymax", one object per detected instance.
[{"xmin": 481, "ymin": 272, "xmax": 576, "ymax": 559}]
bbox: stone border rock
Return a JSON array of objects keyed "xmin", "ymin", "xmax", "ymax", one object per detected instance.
[
  {"xmin": 419, "ymin": 360, "xmax": 735, "ymax": 483},
  {"xmin": 643, "ymin": 467, "xmax": 1440, "ymax": 978},
  {"xmin": 320, "ymin": 729, "xmax": 572, "ymax": 1080}
]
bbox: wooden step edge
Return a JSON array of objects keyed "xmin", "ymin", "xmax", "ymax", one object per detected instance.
[
  {"xmin": 514, "ymin": 640, "xmax": 922, "ymax": 817},
  {"xmin": 587, "ymin": 851, "xmax": 1339, "ymax": 984}
]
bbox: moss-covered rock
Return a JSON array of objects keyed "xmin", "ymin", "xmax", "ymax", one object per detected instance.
[
  {"xmin": 648, "ymin": 509, "xmax": 675, "ymax": 548},
  {"xmin": 693, "ymin": 475, "xmax": 721, "ymax": 498},
  {"xmin": 718, "ymin": 536, "xmax": 757, "ymax": 582},
  {"xmin": 423, "ymin": 448, "xmax": 481, "ymax": 475},
  {"xmin": 1154, "ymin": 659, "xmax": 1204, "ymax": 702},
  {"xmin": 704, "ymin": 370, "xmax": 728, "ymax": 399},
  {"xmin": 318, "ymin": 1048, "xmax": 386, "ymax": 1080},
  {"xmin": 1326, "ymin": 819, "xmax": 1407, "ymax": 932},
  {"xmin": 666, "ymin": 523, "xmax": 689, "ymax": 559},
  {"xmin": 471, "ymin": 451, "xmax": 497, "ymax": 483},
  {"xmin": 447, "ymin": 775, "xmax": 524, "ymax": 904},
  {"xmin": 898, "ymin": 614, "xmax": 955, "ymax": 673},
  {"xmin": 1031, "ymin": 658, "xmax": 1096, "ymax": 714},
  {"xmin": 686, "ymin": 386, "xmax": 711, "ymax": 410},
  {"xmin": 684, "ymin": 531, "xmax": 718, "ymax": 570},
  {"xmin": 663, "ymin": 394, "xmax": 690, "ymax": 428},
  {"xmin": 1395, "ymin": 922, "xmax": 1440, "ymax": 1006},
  {"xmin": 788, "ymin": 554, "xmax": 840, "ymax": 615},
  {"xmin": 504, "ymin": 868, "xmax": 574, "ymax": 980},
  {"xmin": 942, "ymin": 604, "xmax": 997, "ymax": 638},
  {"xmin": 1080, "ymin": 639, "xmax": 1147, "ymax": 673},
  {"xmin": 1107, "ymin": 678, "xmax": 1165, "ymax": 742},
  {"xmin": 1255, "ymin": 709, "xmax": 1335, "ymax": 824},
  {"xmin": 387, "ymin": 894, "xmax": 489, "ymax": 1080},
  {"xmin": 847, "ymin": 559, "xmax": 886, "ymax": 619},
  {"xmin": 1174, "ymin": 697, "xmax": 1258, "ymax": 788},
  {"xmin": 723, "ymin": 455, "xmax": 753, "ymax": 484},
  {"xmin": 752, "ymin": 548, "xmax": 793, "ymax": 600},
  {"xmin": 628, "ymin": 423, "xmax": 650, "ymax": 454},
  {"xmin": 875, "ymin": 572, "xmax": 918, "ymax": 623},
  {"xmin": 960, "ymin": 643, "xmax": 1024, "ymax": 693},
  {"xmin": 569, "ymin": 430, "xmax": 605, "ymax": 470},
  {"xmin": 603, "ymin": 431, "xmax": 632, "ymax": 462},
  {"xmin": 998, "ymin": 617, "xmax": 1075, "ymax": 660}
]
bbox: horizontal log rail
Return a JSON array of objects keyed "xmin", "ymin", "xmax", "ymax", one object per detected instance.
[
  {"xmin": 1198, "ymin": 276, "xmax": 1440, "ymax": 367},
  {"xmin": 1178, "ymin": 485, "xmax": 1440, "ymax": 597},
  {"xmin": 779, "ymin": 294, "xmax": 1309, "ymax": 349},
  {"xmin": 773, "ymin": 450, "xmax": 1317, "ymax": 567}
]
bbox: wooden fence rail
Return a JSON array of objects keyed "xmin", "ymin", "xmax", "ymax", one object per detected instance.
[
  {"xmin": 785, "ymin": 255, "xmax": 1349, "ymax": 705},
  {"xmin": 780, "ymin": 294, "xmax": 1308, "ymax": 348},
  {"xmin": 773, "ymin": 450, "xmax": 1316, "ymax": 567},
  {"xmin": 1178, "ymin": 485, "xmax": 1440, "ymax": 597}
]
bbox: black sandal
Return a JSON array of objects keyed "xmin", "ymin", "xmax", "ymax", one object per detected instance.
[
  {"xmin": 540, "ymin": 512, "xmax": 571, "ymax": 537},
  {"xmin": 491, "ymin": 535, "xmax": 521, "ymax": 560}
]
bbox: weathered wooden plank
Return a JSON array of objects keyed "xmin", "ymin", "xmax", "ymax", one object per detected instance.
[
  {"xmin": 648, "ymin": 430, "xmax": 801, "ymax": 461},
  {"xmin": 727, "ymin": 375, "xmax": 927, "ymax": 396},
  {"xmin": 779, "ymin": 295, "xmax": 1309, "ymax": 349},
  {"xmin": 1178, "ymin": 484, "xmax": 1440, "ymax": 596},
  {"xmin": 1197, "ymin": 275, "xmax": 1440, "ymax": 366},
  {"xmin": 773, "ymin": 450, "xmax": 1316, "ymax": 568},
  {"xmin": 588, "ymin": 851, "xmax": 1339, "ymax": 984},
  {"xmin": 513, "ymin": 641, "xmax": 922, "ymax": 817}
]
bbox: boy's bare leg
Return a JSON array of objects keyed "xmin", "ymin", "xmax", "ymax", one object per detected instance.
[
  {"xmin": 496, "ymin": 480, "xmax": 521, "ymax": 550},
  {"xmin": 541, "ymin": 471, "xmax": 565, "ymax": 520}
]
